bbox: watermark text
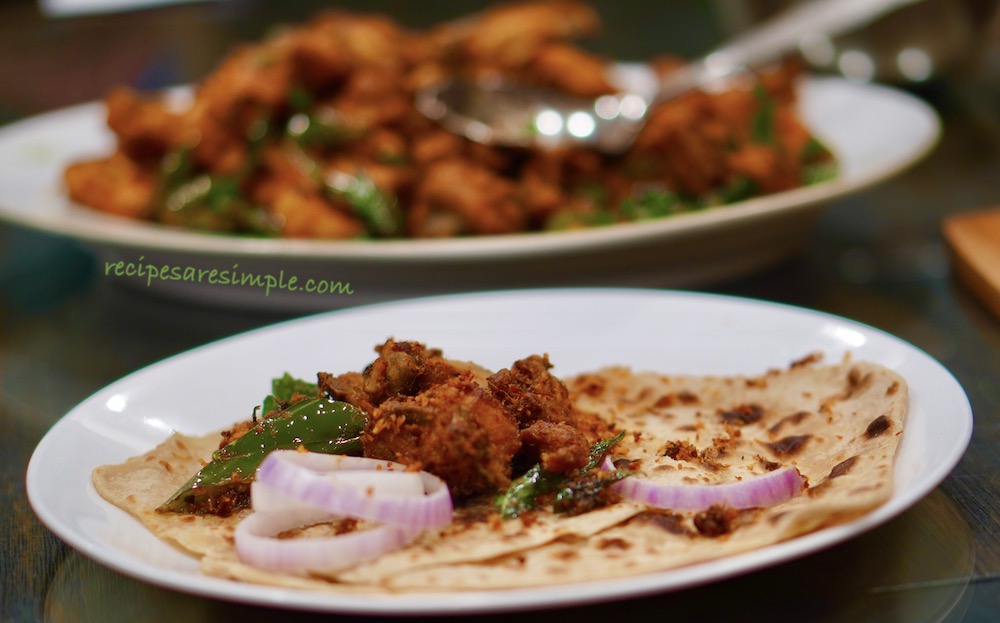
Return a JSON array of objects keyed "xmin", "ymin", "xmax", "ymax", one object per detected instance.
[{"xmin": 103, "ymin": 257, "xmax": 353, "ymax": 297}]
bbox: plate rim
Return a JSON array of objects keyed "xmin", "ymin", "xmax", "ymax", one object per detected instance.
[
  {"xmin": 25, "ymin": 287, "xmax": 973, "ymax": 615},
  {"xmin": 0, "ymin": 76, "xmax": 940, "ymax": 262}
]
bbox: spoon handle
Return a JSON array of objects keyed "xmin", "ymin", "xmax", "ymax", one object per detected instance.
[{"xmin": 657, "ymin": 0, "xmax": 920, "ymax": 102}]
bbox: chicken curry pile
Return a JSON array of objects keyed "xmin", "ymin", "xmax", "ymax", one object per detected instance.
[
  {"xmin": 64, "ymin": 0, "xmax": 836, "ymax": 239},
  {"xmin": 248, "ymin": 340, "xmax": 613, "ymax": 507}
]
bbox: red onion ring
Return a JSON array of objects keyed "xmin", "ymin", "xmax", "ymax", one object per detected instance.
[
  {"xmin": 233, "ymin": 451, "xmax": 453, "ymax": 574},
  {"xmin": 255, "ymin": 451, "xmax": 452, "ymax": 528},
  {"xmin": 603, "ymin": 457, "xmax": 804, "ymax": 510},
  {"xmin": 235, "ymin": 504, "xmax": 418, "ymax": 574}
]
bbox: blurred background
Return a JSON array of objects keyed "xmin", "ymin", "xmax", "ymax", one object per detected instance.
[
  {"xmin": 2, "ymin": 0, "xmax": 999, "ymax": 311},
  {"xmin": 0, "ymin": 0, "xmax": 727, "ymax": 310},
  {"xmin": 2, "ymin": 0, "xmax": 998, "ymax": 122}
]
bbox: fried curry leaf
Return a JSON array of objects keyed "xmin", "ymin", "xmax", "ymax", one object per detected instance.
[
  {"xmin": 619, "ymin": 188, "xmax": 687, "ymax": 221},
  {"xmin": 699, "ymin": 176, "xmax": 758, "ymax": 208},
  {"xmin": 261, "ymin": 372, "xmax": 320, "ymax": 415},
  {"xmin": 157, "ymin": 398, "xmax": 366, "ymax": 515},
  {"xmin": 549, "ymin": 431, "xmax": 631, "ymax": 515},
  {"xmin": 286, "ymin": 110, "xmax": 360, "ymax": 149},
  {"xmin": 751, "ymin": 84, "xmax": 776, "ymax": 145},
  {"xmin": 497, "ymin": 431, "xmax": 626, "ymax": 520},
  {"xmin": 552, "ymin": 469, "xmax": 631, "ymax": 516},
  {"xmin": 585, "ymin": 431, "xmax": 627, "ymax": 470},
  {"xmin": 497, "ymin": 463, "xmax": 550, "ymax": 520},
  {"xmin": 287, "ymin": 86, "xmax": 313, "ymax": 113},
  {"xmin": 156, "ymin": 135, "xmax": 281, "ymax": 236},
  {"xmin": 800, "ymin": 136, "xmax": 839, "ymax": 185},
  {"xmin": 545, "ymin": 209, "xmax": 618, "ymax": 231},
  {"xmin": 324, "ymin": 170, "xmax": 403, "ymax": 238}
]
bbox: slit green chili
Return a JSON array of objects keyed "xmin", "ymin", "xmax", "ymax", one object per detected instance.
[{"xmin": 157, "ymin": 397, "xmax": 367, "ymax": 515}]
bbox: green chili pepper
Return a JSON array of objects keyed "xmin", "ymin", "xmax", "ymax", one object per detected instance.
[{"xmin": 157, "ymin": 398, "xmax": 367, "ymax": 515}]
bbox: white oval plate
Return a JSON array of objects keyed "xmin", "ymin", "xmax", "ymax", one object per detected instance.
[
  {"xmin": 26, "ymin": 288, "xmax": 972, "ymax": 615},
  {"xmin": 0, "ymin": 78, "xmax": 938, "ymax": 311}
]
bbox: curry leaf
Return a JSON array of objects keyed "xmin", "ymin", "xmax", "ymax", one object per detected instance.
[{"xmin": 497, "ymin": 431, "xmax": 627, "ymax": 519}]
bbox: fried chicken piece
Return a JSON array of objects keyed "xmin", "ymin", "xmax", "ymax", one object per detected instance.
[
  {"xmin": 488, "ymin": 354, "xmax": 600, "ymax": 473},
  {"xmin": 194, "ymin": 43, "xmax": 294, "ymax": 131},
  {"xmin": 409, "ymin": 160, "xmax": 526, "ymax": 237},
  {"xmin": 218, "ymin": 419, "xmax": 255, "ymax": 450},
  {"xmin": 362, "ymin": 339, "xmax": 463, "ymax": 405},
  {"xmin": 63, "ymin": 153, "xmax": 155, "ymax": 219},
  {"xmin": 519, "ymin": 420, "xmax": 589, "ymax": 474},
  {"xmin": 282, "ymin": 10, "xmax": 415, "ymax": 95},
  {"xmin": 105, "ymin": 87, "xmax": 186, "ymax": 161},
  {"xmin": 488, "ymin": 354, "xmax": 576, "ymax": 427},
  {"xmin": 363, "ymin": 372, "xmax": 521, "ymax": 497},
  {"xmin": 532, "ymin": 42, "xmax": 613, "ymax": 98},
  {"xmin": 317, "ymin": 371, "xmax": 375, "ymax": 414},
  {"xmin": 271, "ymin": 188, "xmax": 366, "ymax": 239},
  {"xmin": 434, "ymin": 0, "xmax": 602, "ymax": 72},
  {"xmin": 333, "ymin": 342, "xmax": 612, "ymax": 492}
]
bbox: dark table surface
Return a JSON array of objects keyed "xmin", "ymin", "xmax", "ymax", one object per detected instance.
[{"xmin": 3, "ymin": 1, "xmax": 1000, "ymax": 621}]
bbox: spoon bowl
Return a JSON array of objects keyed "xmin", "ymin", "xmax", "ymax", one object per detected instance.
[{"xmin": 416, "ymin": 69, "xmax": 689, "ymax": 155}]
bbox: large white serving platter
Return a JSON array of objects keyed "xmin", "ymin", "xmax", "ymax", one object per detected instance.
[
  {"xmin": 26, "ymin": 288, "xmax": 972, "ymax": 615},
  {"xmin": 0, "ymin": 77, "xmax": 938, "ymax": 311}
]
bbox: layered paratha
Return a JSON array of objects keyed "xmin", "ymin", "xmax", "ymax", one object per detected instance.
[{"xmin": 92, "ymin": 344, "xmax": 906, "ymax": 592}]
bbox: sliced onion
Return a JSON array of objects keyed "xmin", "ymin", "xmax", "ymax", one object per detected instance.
[
  {"xmin": 250, "ymin": 470, "xmax": 425, "ymax": 513},
  {"xmin": 233, "ymin": 450, "xmax": 453, "ymax": 574},
  {"xmin": 235, "ymin": 505, "xmax": 417, "ymax": 574},
  {"xmin": 254, "ymin": 451, "xmax": 452, "ymax": 529},
  {"xmin": 603, "ymin": 457, "xmax": 803, "ymax": 510}
]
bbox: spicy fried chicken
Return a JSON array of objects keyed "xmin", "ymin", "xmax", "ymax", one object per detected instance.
[
  {"xmin": 488, "ymin": 354, "xmax": 614, "ymax": 474},
  {"xmin": 364, "ymin": 372, "xmax": 521, "ymax": 497},
  {"xmin": 208, "ymin": 340, "xmax": 621, "ymax": 508},
  {"xmin": 318, "ymin": 341, "xmax": 618, "ymax": 498},
  {"xmin": 65, "ymin": 2, "xmax": 834, "ymax": 239}
]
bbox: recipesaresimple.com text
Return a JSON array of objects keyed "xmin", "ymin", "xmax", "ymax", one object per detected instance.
[{"xmin": 103, "ymin": 258, "xmax": 354, "ymax": 297}]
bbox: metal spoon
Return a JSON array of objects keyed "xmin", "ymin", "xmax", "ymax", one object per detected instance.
[{"xmin": 416, "ymin": 0, "xmax": 922, "ymax": 154}]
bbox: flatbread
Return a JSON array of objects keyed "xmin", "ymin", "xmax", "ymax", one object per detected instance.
[
  {"xmin": 92, "ymin": 433, "xmax": 245, "ymax": 558},
  {"xmin": 92, "ymin": 356, "xmax": 907, "ymax": 592}
]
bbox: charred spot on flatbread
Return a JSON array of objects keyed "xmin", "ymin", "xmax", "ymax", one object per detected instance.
[
  {"xmin": 693, "ymin": 505, "xmax": 740, "ymax": 537},
  {"xmin": 764, "ymin": 434, "xmax": 812, "ymax": 457},
  {"xmin": 864, "ymin": 414, "xmax": 892, "ymax": 439},
  {"xmin": 718, "ymin": 403, "xmax": 763, "ymax": 426},
  {"xmin": 829, "ymin": 455, "xmax": 859, "ymax": 479},
  {"xmin": 627, "ymin": 509, "xmax": 693, "ymax": 536},
  {"xmin": 653, "ymin": 391, "xmax": 699, "ymax": 408},
  {"xmin": 769, "ymin": 410, "xmax": 811, "ymax": 435}
]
